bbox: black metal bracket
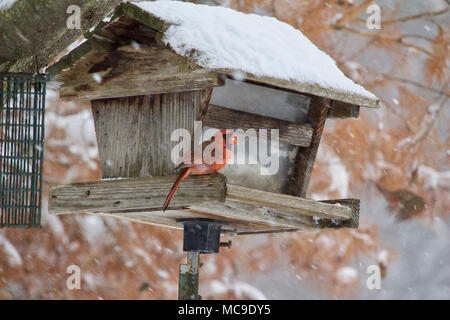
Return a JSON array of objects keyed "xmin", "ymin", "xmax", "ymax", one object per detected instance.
[
  {"xmin": 176, "ymin": 218, "xmax": 228, "ymax": 300},
  {"xmin": 177, "ymin": 218, "xmax": 227, "ymax": 254}
]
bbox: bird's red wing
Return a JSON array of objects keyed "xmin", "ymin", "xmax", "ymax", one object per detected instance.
[
  {"xmin": 163, "ymin": 134, "xmax": 231, "ymax": 211},
  {"xmin": 177, "ymin": 139, "xmax": 217, "ymax": 169}
]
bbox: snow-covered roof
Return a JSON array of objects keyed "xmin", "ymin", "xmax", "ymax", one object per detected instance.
[{"xmin": 129, "ymin": 0, "xmax": 379, "ymax": 108}]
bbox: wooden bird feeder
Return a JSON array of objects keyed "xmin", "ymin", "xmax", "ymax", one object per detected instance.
[{"xmin": 46, "ymin": 1, "xmax": 379, "ymax": 299}]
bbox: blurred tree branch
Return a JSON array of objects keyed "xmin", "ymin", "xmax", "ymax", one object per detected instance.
[
  {"xmin": 379, "ymin": 74, "xmax": 450, "ymax": 97},
  {"xmin": 383, "ymin": 7, "xmax": 449, "ymax": 25},
  {"xmin": 397, "ymin": 96, "xmax": 448, "ymax": 149},
  {"xmin": 335, "ymin": 0, "xmax": 376, "ymax": 29}
]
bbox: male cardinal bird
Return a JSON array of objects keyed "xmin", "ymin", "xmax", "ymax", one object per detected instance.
[{"xmin": 162, "ymin": 130, "xmax": 237, "ymax": 211}]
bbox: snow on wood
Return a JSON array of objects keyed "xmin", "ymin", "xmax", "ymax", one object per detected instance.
[{"xmin": 131, "ymin": 0, "xmax": 378, "ymax": 107}]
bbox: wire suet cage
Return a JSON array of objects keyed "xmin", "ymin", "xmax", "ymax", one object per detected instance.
[{"xmin": 0, "ymin": 73, "xmax": 48, "ymax": 228}]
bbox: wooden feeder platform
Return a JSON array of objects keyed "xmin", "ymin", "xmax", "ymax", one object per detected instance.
[{"xmin": 49, "ymin": 174, "xmax": 359, "ymax": 235}]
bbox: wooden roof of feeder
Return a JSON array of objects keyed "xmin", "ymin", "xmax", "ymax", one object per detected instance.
[
  {"xmin": 48, "ymin": 1, "xmax": 377, "ymax": 235},
  {"xmin": 48, "ymin": 1, "xmax": 379, "ymax": 109}
]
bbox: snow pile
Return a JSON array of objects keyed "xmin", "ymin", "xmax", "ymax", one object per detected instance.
[{"xmin": 133, "ymin": 0, "xmax": 376, "ymax": 99}]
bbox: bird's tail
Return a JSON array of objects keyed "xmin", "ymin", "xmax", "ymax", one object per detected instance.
[{"xmin": 162, "ymin": 167, "xmax": 191, "ymax": 211}]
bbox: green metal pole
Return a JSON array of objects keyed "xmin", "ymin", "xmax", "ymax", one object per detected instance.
[{"xmin": 178, "ymin": 251, "xmax": 201, "ymax": 300}]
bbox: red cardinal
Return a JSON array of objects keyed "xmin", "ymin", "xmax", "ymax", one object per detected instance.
[{"xmin": 162, "ymin": 130, "xmax": 237, "ymax": 211}]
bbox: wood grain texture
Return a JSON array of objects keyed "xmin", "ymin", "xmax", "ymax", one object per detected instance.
[
  {"xmin": 87, "ymin": 16, "xmax": 159, "ymax": 46},
  {"xmin": 91, "ymin": 89, "xmax": 211, "ymax": 178},
  {"xmin": 328, "ymin": 101, "xmax": 360, "ymax": 119},
  {"xmin": 0, "ymin": 0, "xmax": 122, "ymax": 73},
  {"xmin": 47, "ymin": 39, "xmax": 115, "ymax": 78},
  {"xmin": 226, "ymin": 184, "xmax": 352, "ymax": 220},
  {"xmin": 59, "ymin": 45, "xmax": 224, "ymax": 101},
  {"xmin": 319, "ymin": 198, "xmax": 360, "ymax": 228},
  {"xmin": 219, "ymin": 71, "xmax": 379, "ymax": 109},
  {"xmin": 186, "ymin": 201, "xmax": 316, "ymax": 231},
  {"xmin": 49, "ymin": 175, "xmax": 354, "ymax": 233},
  {"xmin": 49, "ymin": 174, "xmax": 227, "ymax": 215},
  {"xmin": 86, "ymin": 210, "xmax": 301, "ymax": 234},
  {"xmin": 287, "ymin": 96, "xmax": 330, "ymax": 197},
  {"xmin": 48, "ymin": 16, "xmax": 158, "ymax": 78},
  {"xmin": 203, "ymin": 104, "xmax": 313, "ymax": 147}
]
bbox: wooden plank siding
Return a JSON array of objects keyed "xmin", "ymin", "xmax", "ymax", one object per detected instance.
[
  {"xmin": 58, "ymin": 45, "xmax": 224, "ymax": 101},
  {"xmin": 203, "ymin": 104, "xmax": 313, "ymax": 147},
  {"xmin": 91, "ymin": 89, "xmax": 212, "ymax": 178}
]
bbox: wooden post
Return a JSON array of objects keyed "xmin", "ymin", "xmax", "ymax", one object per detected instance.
[
  {"xmin": 179, "ymin": 252, "xmax": 201, "ymax": 300},
  {"xmin": 328, "ymin": 101, "xmax": 360, "ymax": 119},
  {"xmin": 286, "ymin": 96, "xmax": 330, "ymax": 197}
]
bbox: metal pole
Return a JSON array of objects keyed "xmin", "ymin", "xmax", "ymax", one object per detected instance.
[{"xmin": 178, "ymin": 251, "xmax": 201, "ymax": 300}]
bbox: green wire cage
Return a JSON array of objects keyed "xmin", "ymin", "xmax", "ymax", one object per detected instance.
[{"xmin": 0, "ymin": 73, "xmax": 48, "ymax": 228}]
